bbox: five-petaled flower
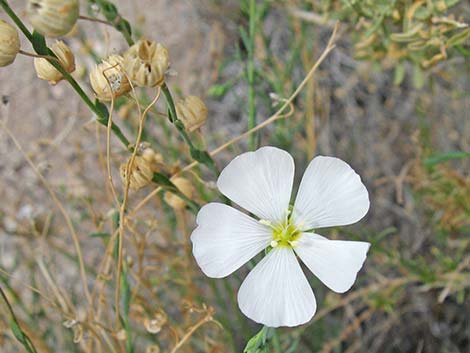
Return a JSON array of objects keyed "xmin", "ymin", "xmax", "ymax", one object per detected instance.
[{"xmin": 190, "ymin": 146, "xmax": 370, "ymax": 327}]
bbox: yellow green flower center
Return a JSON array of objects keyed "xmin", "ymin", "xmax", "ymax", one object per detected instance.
[
  {"xmin": 273, "ymin": 221, "xmax": 301, "ymax": 247},
  {"xmin": 261, "ymin": 217, "xmax": 302, "ymax": 248}
]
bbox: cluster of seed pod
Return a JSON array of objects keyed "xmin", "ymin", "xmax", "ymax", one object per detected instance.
[
  {"xmin": 1, "ymin": 0, "xmax": 79, "ymax": 77},
  {"xmin": 88, "ymin": 38, "xmax": 208, "ymax": 136},
  {"xmin": 89, "ymin": 38, "xmax": 170, "ymax": 101},
  {"xmin": 1, "ymin": 0, "xmax": 206, "ymax": 211}
]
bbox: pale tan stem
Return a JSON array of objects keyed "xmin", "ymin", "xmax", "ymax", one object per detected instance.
[{"xmin": 115, "ymin": 87, "xmax": 161, "ymax": 327}]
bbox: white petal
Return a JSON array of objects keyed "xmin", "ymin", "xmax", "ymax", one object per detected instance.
[
  {"xmin": 295, "ymin": 233, "xmax": 370, "ymax": 293},
  {"xmin": 238, "ymin": 247, "xmax": 316, "ymax": 327},
  {"xmin": 292, "ymin": 156, "xmax": 369, "ymax": 229},
  {"xmin": 217, "ymin": 146, "xmax": 294, "ymax": 224},
  {"xmin": 191, "ymin": 203, "xmax": 272, "ymax": 278}
]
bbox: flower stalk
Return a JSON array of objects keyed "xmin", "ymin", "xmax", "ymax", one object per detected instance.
[
  {"xmin": 247, "ymin": 0, "xmax": 257, "ymax": 150},
  {"xmin": 161, "ymin": 83, "xmax": 219, "ymax": 175},
  {"xmin": 0, "ymin": 286, "xmax": 39, "ymax": 353}
]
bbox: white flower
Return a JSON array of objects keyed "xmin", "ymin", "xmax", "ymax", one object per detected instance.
[{"xmin": 190, "ymin": 146, "xmax": 370, "ymax": 327}]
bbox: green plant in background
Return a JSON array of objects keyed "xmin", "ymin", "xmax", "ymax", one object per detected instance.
[{"xmin": 295, "ymin": 0, "xmax": 469, "ymax": 87}]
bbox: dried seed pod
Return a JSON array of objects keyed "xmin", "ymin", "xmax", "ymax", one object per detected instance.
[
  {"xmin": 176, "ymin": 96, "xmax": 208, "ymax": 132},
  {"xmin": 90, "ymin": 55, "xmax": 131, "ymax": 101},
  {"xmin": 143, "ymin": 312, "xmax": 167, "ymax": 334},
  {"xmin": 142, "ymin": 147, "xmax": 164, "ymax": 172},
  {"xmin": 146, "ymin": 346, "xmax": 160, "ymax": 353},
  {"xmin": 120, "ymin": 156, "xmax": 154, "ymax": 190},
  {"xmin": 26, "ymin": 0, "xmax": 79, "ymax": 38},
  {"xmin": 0, "ymin": 20, "xmax": 20, "ymax": 67},
  {"xmin": 34, "ymin": 40, "xmax": 75, "ymax": 84},
  {"xmin": 164, "ymin": 177, "xmax": 194, "ymax": 210},
  {"xmin": 115, "ymin": 329, "xmax": 126, "ymax": 341},
  {"xmin": 123, "ymin": 39, "xmax": 169, "ymax": 87}
]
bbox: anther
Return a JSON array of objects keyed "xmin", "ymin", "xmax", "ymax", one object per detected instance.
[{"xmin": 270, "ymin": 240, "xmax": 278, "ymax": 248}]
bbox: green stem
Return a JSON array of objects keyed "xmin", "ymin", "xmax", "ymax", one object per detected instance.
[
  {"xmin": 0, "ymin": 286, "xmax": 39, "ymax": 353},
  {"xmin": 247, "ymin": 0, "xmax": 257, "ymax": 150},
  {"xmin": 161, "ymin": 83, "xmax": 218, "ymax": 175},
  {"xmin": 244, "ymin": 326, "xmax": 275, "ymax": 353},
  {"xmin": 272, "ymin": 329, "xmax": 282, "ymax": 353},
  {"xmin": 161, "ymin": 83, "xmax": 178, "ymax": 123},
  {"xmin": 90, "ymin": 0, "xmax": 134, "ymax": 46},
  {"xmin": 0, "ymin": 273, "xmax": 36, "ymax": 327},
  {"xmin": 0, "ymin": 0, "xmax": 130, "ymax": 148},
  {"xmin": 152, "ymin": 173, "xmax": 200, "ymax": 214}
]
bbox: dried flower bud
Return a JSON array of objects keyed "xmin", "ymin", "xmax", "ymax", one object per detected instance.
[
  {"xmin": 120, "ymin": 156, "xmax": 154, "ymax": 190},
  {"xmin": 124, "ymin": 39, "xmax": 169, "ymax": 87},
  {"xmin": 90, "ymin": 55, "xmax": 131, "ymax": 101},
  {"xmin": 26, "ymin": 0, "xmax": 79, "ymax": 38},
  {"xmin": 0, "ymin": 20, "xmax": 20, "ymax": 67},
  {"xmin": 164, "ymin": 177, "xmax": 194, "ymax": 210},
  {"xmin": 146, "ymin": 346, "xmax": 160, "ymax": 353},
  {"xmin": 436, "ymin": 1, "xmax": 447, "ymax": 12},
  {"xmin": 72, "ymin": 324, "xmax": 83, "ymax": 343},
  {"xmin": 116, "ymin": 329, "xmax": 126, "ymax": 341},
  {"xmin": 142, "ymin": 147, "xmax": 164, "ymax": 172},
  {"xmin": 392, "ymin": 9, "xmax": 401, "ymax": 21},
  {"xmin": 144, "ymin": 313, "xmax": 167, "ymax": 334},
  {"xmin": 176, "ymin": 96, "xmax": 208, "ymax": 132},
  {"xmin": 33, "ymin": 41, "xmax": 75, "ymax": 84}
]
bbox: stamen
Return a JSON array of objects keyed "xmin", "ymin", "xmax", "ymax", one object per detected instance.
[
  {"xmin": 289, "ymin": 240, "xmax": 299, "ymax": 247},
  {"xmin": 259, "ymin": 219, "xmax": 272, "ymax": 227},
  {"xmin": 270, "ymin": 240, "xmax": 278, "ymax": 248}
]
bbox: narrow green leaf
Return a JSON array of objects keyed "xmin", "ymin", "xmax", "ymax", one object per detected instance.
[
  {"xmin": 190, "ymin": 148, "xmax": 215, "ymax": 168},
  {"xmin": 424, "ymin": 151, "xmax": 470, "ymax": 166},
  {"xmin": 447, "ymin": 28, "xmax": 470, "ymax": 48},
  {"xmin": 10, "ymin": 319, "xmax": 26, "ymax": 344},
  {"xmin": 412, "ymin": 64, "xmax": 424, "ymax": 89},
  {"xmin": 152, "ymin": 172, "xmax": 176, "ymax": 189},
  {"xmin": 89, "ymin": 232, "xmax": 111, "ymax": 239},
  {"xmin": 31, "ymin": 31, "xmax": 48, "ymax": 55},
  {"xmin": 393, "ymin": 63, "xmax": 406, "ymax": 86},
  {"xmin": 95, "ymin": 99, "xmax": 109, "ymax": 122},
  {"xmin": 239, "ymin": 26, "xmax": 251, "ymax": 52}
]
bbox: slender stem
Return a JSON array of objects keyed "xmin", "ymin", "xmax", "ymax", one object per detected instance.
[
  {"xmin": 169, "ymin": 310, "xmax": 215, "ymax": 353},
  {"xmin": 247, "ymin": 0, "xmax": 257, "ymax": 150},
  {"xmin": 161, "ymin": 83, "xmax": 218, "ymax": 175},
  {"xmin": 115, "ymin": 89, "xmax": 160, "ymax": 332},
  {"xmin": 91, "ymin": 0, "xmax": 134, "ymax": 46},
  {"xmin": 151, "ymin": 174, "xmax": 199, "ymax": 214},
  {"xmin": 0, "ymin": 286, "xmax": 39, "ymax": 353},
  {"xmin": 18, "ymin": 50, "xmax": 53, "ymax": 59},
  {"xmin": 79, "ymin": 15, "xmax": 113, "ymax": 26},
  {"xmin": 272, "ymin": 329, "xmax": 282, "ymax": 353}
]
